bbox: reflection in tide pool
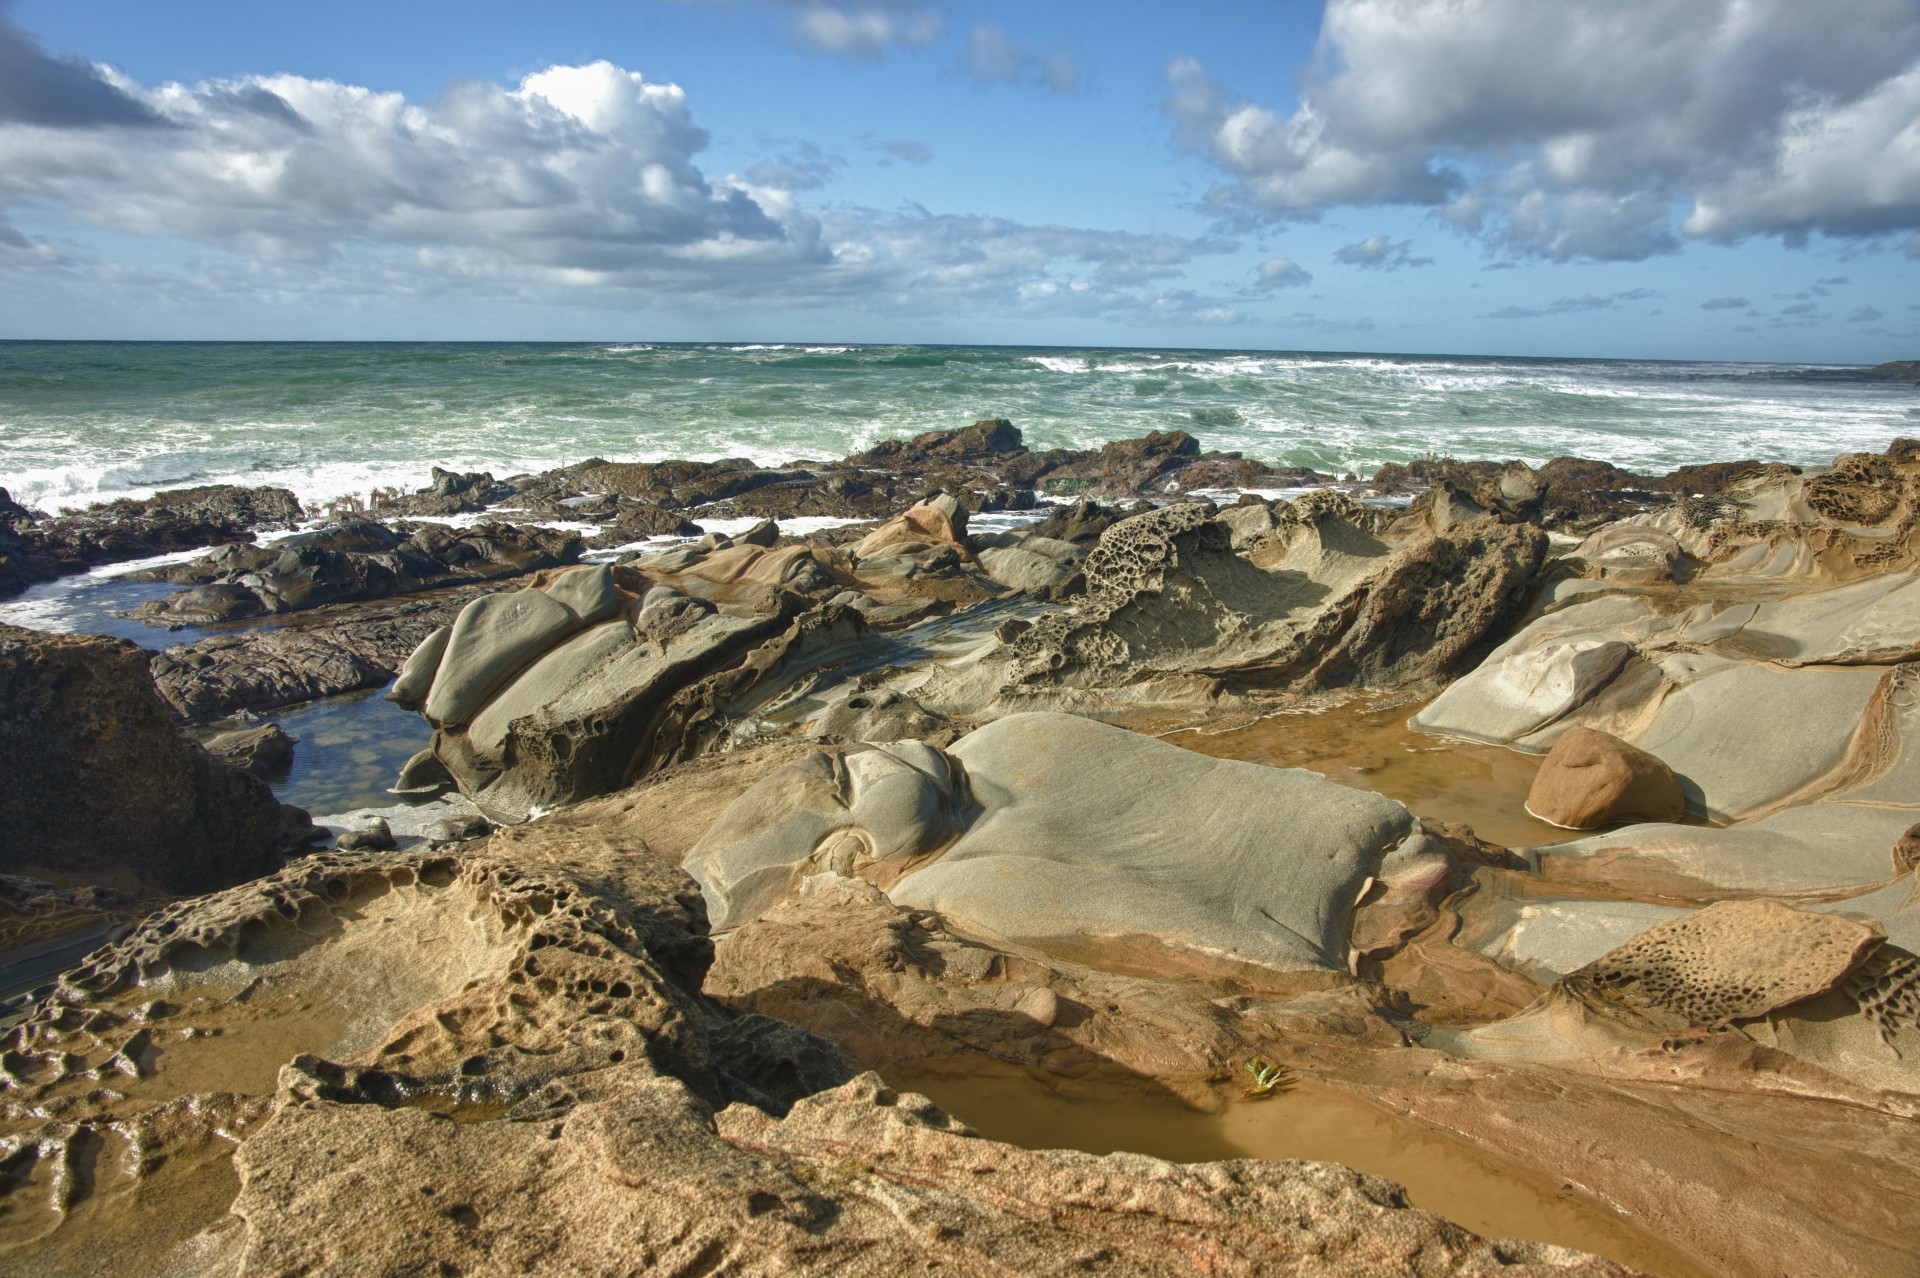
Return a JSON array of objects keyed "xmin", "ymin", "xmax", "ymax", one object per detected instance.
[
  {"xmin": 887, "ymin": 1060, "xmax": 1708, "ymax": 1278},
  {"xmin": 216, "ymin": 689, "xmax": 433, "ymax": 814}
]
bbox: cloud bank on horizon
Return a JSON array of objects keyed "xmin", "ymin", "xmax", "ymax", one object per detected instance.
[
  {"xmin": 0, "ymin": 0, "xmax": 1916, "ymax": 357},
  {"xmin": 1167, "ymin": 0, "xmax": 1920, "ymax": 262}
]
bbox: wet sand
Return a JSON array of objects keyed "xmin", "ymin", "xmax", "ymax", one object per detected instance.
[{"xmin": 888, "ymin": 1059, "xmax": 1711, "ymax": 1278}]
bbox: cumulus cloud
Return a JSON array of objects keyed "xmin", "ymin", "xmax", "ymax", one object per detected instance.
[
  {"xmin": 961, "ymin": 25, "xmax": 1080, "ymax": 92},
  {"xmin": 1333, "ymin": 235, "xmax": 1431, "ymax": 270},
  {"xmin": 790, "ymin": 3, "xmax": 942, "ymax": 57},
  {"xmin": 1849, "ymin": 305, "xmax": 1885, "ymax": 322},
  {"xmin": 1487, "ymin": 288, "xmax": 1661, "ymax": 319},
  {"xmin": 0, "ymin": 4, "xmax": 165, "ymax": 128},
  {"xmin": 1166, "ymin": 0, "xmax": 1920, "ymax": 261},
  {"xmin": 1700, "ymin": 296, "xmax": 1750, "ymax": 310},
  {"xmin": 0, "ymin": 32, "xmax": 1234, "ymax": 325},
  {"xmin": 1253, "ymin": 256, "xmax": 1312, "ymax": 289},
  {"xmin": 0, "ymin": 58, "xmax": 813, "ymax": 274}
]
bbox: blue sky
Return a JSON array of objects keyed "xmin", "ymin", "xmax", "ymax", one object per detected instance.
[{"xmin": 2, "ymin": 0, "xmax": 1918, "ymax": 360}]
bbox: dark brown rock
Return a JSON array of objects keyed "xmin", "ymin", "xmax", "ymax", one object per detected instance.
[
  {"xmin": 583, "ymin": 500, "xmax": 701, "ymax": 547},
  {"xmin": 0, "ymin": 484, "xmax": 303, "ymax": 601},
  {"xmin": 202, "ymin": 722, "xmax": 296, "ymax": 780},
  {"xmin": 150, "ymin": 584, "xmax": 488, "ymax": 722},
  {"xmin": 368, "ymin": 466, "xmax": 515, "ymax": 517},
  {"xmin": 1524, "ymin": 727, "xmax": 1687, "ymax": 829},
  {"xmin": 0, "ymin": 623, "xmax": 287, "ymax": 893},
  {"xmin": 128, "ymin": 520, "xmax": 582, "ymax": 624}
]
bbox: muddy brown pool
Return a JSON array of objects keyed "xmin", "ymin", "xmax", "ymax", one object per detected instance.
[
  {"xmin": 1167, "ymin": 696, "xmax": 1570, "ymax": 849},
  {"xmin": 887, "ymin": 1060, "xmax": 1711, "ymax": 1278}
]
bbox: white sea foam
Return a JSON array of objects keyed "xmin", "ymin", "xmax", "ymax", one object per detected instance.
[{"xmin": 5, "ymin": 345, "xmax": 1912, "ymax": 521}]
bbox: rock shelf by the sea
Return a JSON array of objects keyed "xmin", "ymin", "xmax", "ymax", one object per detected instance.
[{"xmin": 9, "ymin": 421, "xmax": 1920, "ymax": 1275}]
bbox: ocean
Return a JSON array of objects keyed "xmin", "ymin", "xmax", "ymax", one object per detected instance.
[{"xmin": 4, "ymin": 342, "xmax": 1917, "ymax": 515}]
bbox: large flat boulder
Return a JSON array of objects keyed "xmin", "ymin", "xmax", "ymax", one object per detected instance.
[{"xmin": 685, "ymin": 712, "xmax": 1422, "ymax": 976}]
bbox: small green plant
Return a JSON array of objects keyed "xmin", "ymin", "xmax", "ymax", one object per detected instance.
[{"xmin": 1241, "ymin": 1056, "xmax": 1291, "ymax": 1099}]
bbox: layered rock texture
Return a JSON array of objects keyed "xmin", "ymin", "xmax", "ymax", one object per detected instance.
[
  {"xmin": 19, "ymin": 425, "xmax": 1920, "ymax": 1275},
  {"xmin": 1416, "ymin": 441, "xmax": 1920, "ymax": 893},
  {"xmin": 128, "ymin": 519, "xmax": 582, "ymax": 623},
  {"xmin": 686, "ymin": 712, "xmax": 1445, "ymax": 978},
  {"xmin": 0, "ymin": 834, "xmax": 1621, "ymax": 1277}
]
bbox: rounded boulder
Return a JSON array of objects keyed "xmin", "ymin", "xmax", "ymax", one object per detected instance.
[{"xmin": 1525, "ymin": 726, "xmax": 1687, "ymax": 830}]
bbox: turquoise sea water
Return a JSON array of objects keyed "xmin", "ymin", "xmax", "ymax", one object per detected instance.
[{"xmin": 3, "ymin": 341, "xmax": 1917, "ymax": 513}]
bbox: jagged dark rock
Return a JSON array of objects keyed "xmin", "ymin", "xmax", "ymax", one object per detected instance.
[
  {"xmin": 0, "ymin": 484, "xmax": 303, "ymax": 602},
  {"xmin": 127, "ymin": 520, "xmax": 582, "ymax": 623}
]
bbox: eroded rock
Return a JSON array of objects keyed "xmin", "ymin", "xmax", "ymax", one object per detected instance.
[
  {"xmin": 0, "ymin": 623, "xmax": 288, "ymax": 894},
  {"xmin": 129, "ymin": 520, "xmax": 582, "ymax": 624},
  {"xmin": 684, "ymin": 712, "xmax": 1429, "ymax": 978}
]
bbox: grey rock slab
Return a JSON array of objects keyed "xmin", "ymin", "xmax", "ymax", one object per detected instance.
[
  {"xmin": 1629, "ymin": 664, "xmax": 1880, "ymax": 819},
  {"xmin": 1019, "ymin": 535, "xmax": 1084, "ymax": 564},
  {"xmin": 387, "ymin": 624, "xmax": 452, "ymax": 707},
  {"xmin": 685, "ymin": 741, "xmax": 965, "ymax": 931},
  {"xmin": 1459, "ymin": 895, "xmax": 1690, "ymax": 982},
  {"xmin": 466, "ymin": 610, "xmax": 783, "ymax": 822},
  {"xmin": 1539, "ymin": 801, "xmax": 1917, "ymax": 894},
  {"xmin": 464, "ymin": 617, "xmax": 639, "ymax": 757},
  {"xmin": 977, "ymin": 546, "xmax": 1070, "ymax": 594},
  {"xmin": 424, "ymin": 588, "xmax": 580, "ymax": 728},
  {"xmin": 892, "ymin": 713, "xmax": 1417, "ymax": 974},
  {"xmin": 1735, "ymin": 571, "xmax": 1920, "ymax": 665},
  {"xmin": 1816, "ymin": 877, "xmax": 1920, "ymax": 953},
  {"xmin": 541, "ymin": 563, "xmax": 622, "ymax": 625},
  {"xmin": 1412, "ymin": 639, "xmax": 1631, "ymax": 744}
]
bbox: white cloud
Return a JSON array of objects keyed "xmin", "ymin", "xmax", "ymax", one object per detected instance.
[
  {"xmin": 962, "ymin": 25, "xmax": 1080, "ymax": 92},
  {"xmin": 792, "ymin": 4, "xmax": 942, "ymax": 57},
  {"xmin": 0, "ymin": 39, "xmax": 1235, "ymax": 326},
  {"xmin": 1253, "ymin": 256, "xmax": 1311, "ymax": 289},
  {"xmin": 1167, "ymin": 0, "xmax": 1920, "ymax": 260},
  {"xmin": 1487, "ymin": 288, "xmax": 1661, "ymax": 319},
  {"xmin": 0, "ymin": 60, "xmax": 809, "ymax": 272},
  {"xmin": 1333, "ymin": 235, "xmax": 1431, "ymax": 270}
]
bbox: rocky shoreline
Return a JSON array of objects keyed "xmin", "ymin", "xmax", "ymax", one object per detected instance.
[{"xmin": 4, "ymin": 422, "xmax": 1920, "ymax": 1275}]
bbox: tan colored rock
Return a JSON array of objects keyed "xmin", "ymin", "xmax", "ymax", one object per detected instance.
[
  {"xmin": 1565, "ymin": 898, "xmax": 1884, "ymax": 1029},
  {"xmin": 0, "ymin": 816, "xmax": 1625, "ymax": 1278},
  {"xmin": 1524, "ymin": 727, "xmax": 1685, "ymax": 829},
  {"xmin": 854, "ymin": 493, "xmax": 969, "ymax": 558}
]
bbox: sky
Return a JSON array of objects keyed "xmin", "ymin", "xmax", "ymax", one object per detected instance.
[{"xmin": 1, "ymin": 0, "xmax": 1918, "ymax": 360}]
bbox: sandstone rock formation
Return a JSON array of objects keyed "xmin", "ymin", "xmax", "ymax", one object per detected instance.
[
  {"xmin": 0, "ymin": 623, "xmax": 289, "ymax": 894},
  {"xmin": 897, "ymin": 491, "xmax": 1548, "ymax": 722},
  {"xmin": 1414, "ymin": 440, "xmax": 1920, "ymax": 893},
  {"xmin": 682, "ymin": 712, "xmax": 1472, "ymax": 979},
  {"xmin": 0, "ymin": 834, "xmax": 1622, "ymax": 1277},
  {"xmin": 1524, "ymin": 727, "xmax": 1685, "ymax": 829}
]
